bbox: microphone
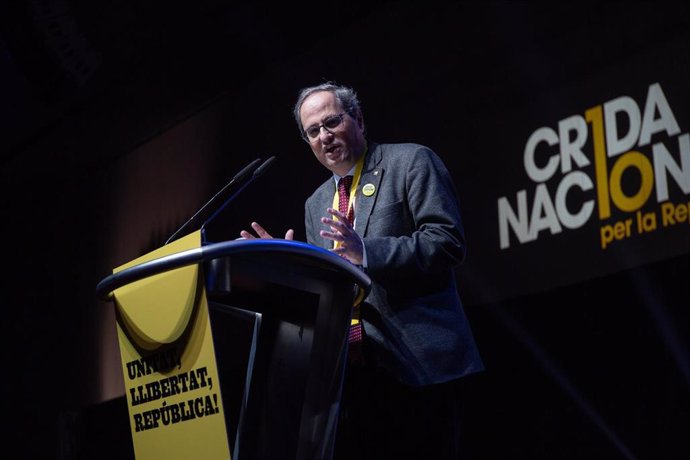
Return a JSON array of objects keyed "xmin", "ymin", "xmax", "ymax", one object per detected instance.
[
  {"xmin": 199, "ymin": 156, "xmax": 278, "ymax": 233},
  {"xmin": 164, "ymin": 158, "xmax": 263, "ymax": 245},
  {"xmin": 252, "ymin": 155, "xmax": 277, "ymax": 179}
]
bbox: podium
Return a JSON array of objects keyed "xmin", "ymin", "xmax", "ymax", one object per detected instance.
[{"xmin": 97, "ymin": 235, "xmax": 371, "ymax": 460}]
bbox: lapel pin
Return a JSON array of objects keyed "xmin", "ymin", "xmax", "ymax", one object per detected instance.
[{"xmin": 362, "ymin": 183, "xmax": 376, "ymax": 196}]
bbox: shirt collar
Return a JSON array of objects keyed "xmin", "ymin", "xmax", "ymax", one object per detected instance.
[{"xmin": 332, "ymin": 165, "xmax": 357, "ymax": 184}]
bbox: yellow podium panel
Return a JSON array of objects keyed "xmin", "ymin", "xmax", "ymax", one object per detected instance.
[{"xmin": 113, "ymin": 231, "xmax": 231, "ymax": 460}]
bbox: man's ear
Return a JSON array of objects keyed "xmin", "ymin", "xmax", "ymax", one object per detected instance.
[{"xmin": 357, "ymin": 113, "xmax": 365, "ymax": 130}]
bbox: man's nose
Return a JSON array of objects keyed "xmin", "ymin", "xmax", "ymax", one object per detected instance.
[{"xmin": 319, "ymin": 126, "xmax": 334, "ymax": 141}]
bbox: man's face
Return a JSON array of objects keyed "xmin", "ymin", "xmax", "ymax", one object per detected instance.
[{"xmin": 299, "ymin": 91, "xmax": 366, "ymax": 176}]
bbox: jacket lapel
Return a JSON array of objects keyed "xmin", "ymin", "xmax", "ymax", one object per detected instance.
[
  {"xmin": 355, "ymin": 143, "xmax": 383, "ymax": 237},
  {"xmin": 311, "ymin": 181, "xmax": 336, "ymax": 249}
]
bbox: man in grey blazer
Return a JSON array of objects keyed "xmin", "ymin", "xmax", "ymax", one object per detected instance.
[{"xmin": 242, "ymin": 82, "xmax": 483, "ymax": 459}]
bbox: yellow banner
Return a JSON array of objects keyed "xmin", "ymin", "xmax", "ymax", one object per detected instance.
[{"xmin": 113, "ymin": 231, "xmax": 231, "ymax": 460}]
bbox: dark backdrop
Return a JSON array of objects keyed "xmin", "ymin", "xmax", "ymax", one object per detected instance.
[{"xmin": 1, "ymin": 2, "xmax": 688, "ymax": 459}]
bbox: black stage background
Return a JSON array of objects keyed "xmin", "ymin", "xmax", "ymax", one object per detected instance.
[{"xmin": 1, "ymin": 2, "xmax": 688, "ymax": 459}]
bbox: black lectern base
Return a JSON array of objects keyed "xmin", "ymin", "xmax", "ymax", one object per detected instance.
[{"xmin": 58, "ymin": 397, "xmax": 134, "ymax": 460}]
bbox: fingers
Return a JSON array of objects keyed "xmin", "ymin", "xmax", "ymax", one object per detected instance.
[
  {"xmin": 326, "ymin": 207, "xmax": 347, "ymax": 221},
  {"xmin": 251, "ymin": 222, "xmax": 273, "ymax": 238},
  {"xmin": 320, "ymin": 217, "xmax": 347, "ymax": 232},
  {"xmin": 321, "ymin": 209, "xmax": 351, "ymax": 233},
  {"xmin": 320, "ymin": 207, "xmax": 353, "ymax": 241},
  {"xmin": 239, "ymin": 222, "xmax": 271, "ymax": 239},
  {"xmin": 318, "ymin": 208, "xmax": 363, "ymax": 264},
  {"xmin": 240, "ymin": 223, "xmax": 294, "ymax": 240},
  {"xmin": 319, "ymin": 229, "xmax": 345, "ymax": 241},
  {"xmin": 239, "ymin": 230, "xmax": 256, "ymax": 240},
  {"xmin": 321, "ymin": 229, "xmax": 364, "ymax": 265}
]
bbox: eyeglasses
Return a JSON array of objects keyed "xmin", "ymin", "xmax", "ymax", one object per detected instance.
[{"xmin": 303, "ymin": 112, "xmax": 348, "ymax": 140}]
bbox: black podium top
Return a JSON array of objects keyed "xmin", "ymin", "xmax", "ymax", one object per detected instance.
[{"xmin": 96, "ymin": 239, "xmax": 371, "ymax": 301}]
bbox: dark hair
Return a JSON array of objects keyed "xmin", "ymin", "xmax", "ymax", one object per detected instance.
[{"xmin": 293, "ymin": 82, "xmax": 362, "ymax": 135}]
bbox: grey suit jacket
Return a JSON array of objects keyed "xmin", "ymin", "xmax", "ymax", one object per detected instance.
[{"xmin": 305, "ymin": 142, "xmax": 484, "ymax": 386}]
